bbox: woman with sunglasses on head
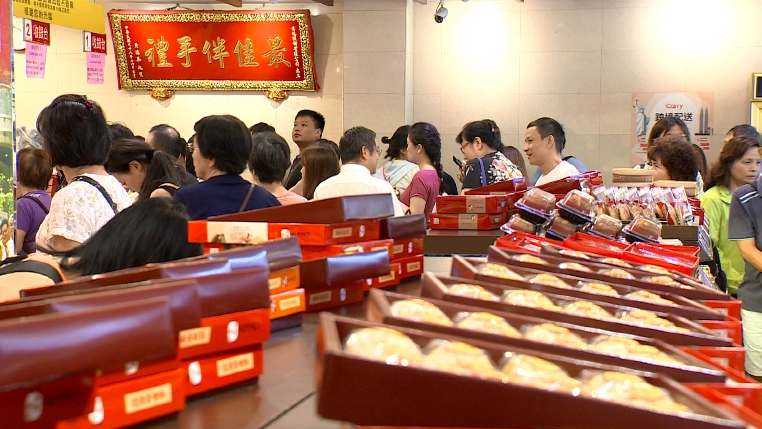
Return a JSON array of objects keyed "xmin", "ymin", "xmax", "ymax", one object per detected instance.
[
  {"xmin": 457, "ymin": 119, "xmax": 523, "ymax": 194},
  {"xmin": 400, "ymin": 123, "xmax": 443, "ymax": 220}
]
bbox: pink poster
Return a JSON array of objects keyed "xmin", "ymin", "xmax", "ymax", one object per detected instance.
[
  {"xmin": 25, "ymin": 42, "xmax": 47, "ymax": 79},
  {"xmin": 87, "ymin": 52, "xmax": 105, "ymax": 84}
]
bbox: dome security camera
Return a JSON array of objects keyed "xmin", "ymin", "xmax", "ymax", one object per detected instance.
[{"xmin": 434, "ymin": 1, "xmax": 448, "ymax": 23}]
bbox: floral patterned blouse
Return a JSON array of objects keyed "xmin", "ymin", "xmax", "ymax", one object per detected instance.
[{"xmin": 462, "ymin": 151, "xmax": 523, "ymax": 189}]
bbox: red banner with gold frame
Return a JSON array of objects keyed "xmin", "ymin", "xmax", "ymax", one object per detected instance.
[{"xmin": 108, "ymin": 10, "xmax": 319, "ymax": 100}]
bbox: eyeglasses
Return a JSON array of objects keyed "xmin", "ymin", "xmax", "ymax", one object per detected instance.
[
  {"xmin": 460, "ymin": 141, "xmax": 471, "ymax": 154},
  {"xmin": 374, "ymin": 146, "xmax": 382, "ymax": 156}
]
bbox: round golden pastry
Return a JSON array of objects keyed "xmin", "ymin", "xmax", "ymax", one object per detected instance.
[
  {"xmin": 606, "ymin": 205, "xmax": 621, "ymax": 220},
  {"xmin": 625, "ymin": 290, "xmax": 677, "ymax": 306},
  {"xmin": 447, "ymin": 283, "xmax": 500, "ymax": 302},
  {"xmin": 479, "ymin": 263, "xmax": 523, "ymax": 281},
  {"xmin": 344, "ymin": 327, "xmax": 423, "ymax": 366},
  {"xmin": 512, "ymin": 254, "xmax": 549, "ymax": 265},
  {"xmin": 579, "ymin": 282, "xmax": 620, "ymax": 296},
  {"xmin": 502, "ymin": 290, "xmax": 561, "ymax": 311},
  {"xmin": 583, "ymin": 371, "xmax": 689, "ymax": 413},
  {"xmin": 559, "ymin": 249, "xmax": 591, "ymax": 260},
  {"xmin": 640, "ymin": 264, "xmax": 671, "ymax": 275},
  {"xmin": 619, "ymin": 310, "xmax": 682, "ymax": 330},
  {"xmin": 390, "ymin": 299, "xmax": 454, "ymax": 326},
  {"xmin": 501, "ymin": 354, "xmax": 581, "ymax": 393},
  {"xmin": 647, "ymin": 276, "xmax": 683, "ymax": 287},
  {"xmin": 601, "ymin": 268, "xmax": 634, "ymax": 280},
  {"xmin": 559, "ymin": 262, "xmax": 592, "ymax": 272},
  {"xmin": 600, "ymin": 258, "xmax": 633, "ymax": 268},
  {"xmin": 529, "ymin": 274, "xmax": 572, "ymax": 289},
  {"xmin": 588, "ymin": 336, "xmax": 680, "ymax": 364},
  {"xmin": 422, "ymin": 341, "xmax": 505, "ymax": 381},
  {"xmin": 456, "ymin": 312, "xmax": 521, "ymax": 338},
  {"xmin": 563, "ymin": 301, "xmax": 615, "ymax": 320},
  {"xmin": 523, "ymin": 323, "xmax": 588, "ymax": 350}
]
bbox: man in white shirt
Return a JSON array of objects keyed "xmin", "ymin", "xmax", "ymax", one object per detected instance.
[
  {"xmin": 313, "ymin": 126, "xmax": 405, "ymax": 216},
  {"xmin": 524, "ymin": 117, "xmax": 580, "ymax": 186}
]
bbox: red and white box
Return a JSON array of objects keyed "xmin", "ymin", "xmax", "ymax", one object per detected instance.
[
  {"xmin": 301, "ymin": 239, "xmax": 394, "ymax": 261},
  {"xmin": 182, "ymin": 344, "xmax": 263, "ymax": 396},
  {"xmin": 268, "ymin": 265, "xmax": 300, "ymax": 294},
  {"xmin": 95, "ymin": 356, "xmax": 179, "ymax": 388},
  {"xmin": 363, "ymin": 262, "xmax": 402, "ymax": 292},
  {"xmin": 396, "ymin": 254, "xmax": 424, "ymax": 279},
  {"xmin": 56, "ymin": 369, "xmax": 186, "ymax": 429},
  {"xmin": 270, "ymin": 288, "xmax": 306, "ymax": 320},
  {"xmin": 1, "ymin": 374, "xmax": 95, "ymax": 429},
  {"xmin": 429, "ymin": 213, "xmax": 506, "ymax": 230},
  {"xmin": 435, "ymin": 195, "xmax": 513, "ymax": 214},
  {"xmin": 305, "ymin": 282, "xmax": 365, "ymax": 312},
  {"xmin": 391, "ymin": 238, "xmax": 423, "ymax": 261},
  {"xmin": 188, "ymin": 220, "xmax": 381, "ymax": 246},
  {"xmin": 177, "ymin": 308, "xmax": 270, "ymax": 360}
]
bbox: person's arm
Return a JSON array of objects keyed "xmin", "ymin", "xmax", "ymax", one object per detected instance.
[
  {"xmin": 15, "ymin": 229, "xmax": 27, "ymax": 255},
  {"xmin": 150, "ymin": 188, "xmax": 173, "ymax": 199},
  {"xmin": 737, "ymin": 239, "xmax": 762, "ymax": 272},
  {"xmin": 289, "ymin": 179, "xmax": 304, "ymax": 197},
  {"xmin": 49, "ymin": 235, "xmax": 80, "ymax": 252},
  {"xmin": 407, "ymin": 196, "xmax": 427, "ymax": 215}
]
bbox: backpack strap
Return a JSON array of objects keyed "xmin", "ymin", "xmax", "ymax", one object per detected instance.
[
  {"xmin": 0, "ymin": 256, "xmax": 63, "ymax": 283},
  {"xmin": 238, "ymin": 184, "xmax": 256, "ymax": 213},
  {"xmin": 477, "ymin": 157, "xmax": 488, "ymax": 187},
  {"xmin": 70, "ymin": 176, "xmax": 117, "ymax": 214},
  {"xmin": 20, "ymin": 194, "xmax": 50, "ymax": 214}
]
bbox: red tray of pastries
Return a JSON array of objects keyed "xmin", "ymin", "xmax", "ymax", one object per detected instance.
[
  {"xmin": 367, "ymin": 289, "xmax": 724, "ymax": 383},
  {"xmin": 316, "ymin": 313, "xmax": 744, "ymax": 429}
]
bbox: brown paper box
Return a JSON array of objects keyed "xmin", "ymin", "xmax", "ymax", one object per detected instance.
[
  {"xmin": 177, "ymin": 308, "xmax": 270, "ymax": 360},
  {"xmin": 379, "ymin": 215, "xmax": 427, "ymax": 240},
  {"xmin": 300, "ymin": 250, "xmax": 390, "ymax": 289},
  {"xmin": 0, "ymin": 374, "xmax": 95, "ymax": 429},
  {"xmin": 182, "ymin": 344, "xmax": 263, "ymax": 396}
]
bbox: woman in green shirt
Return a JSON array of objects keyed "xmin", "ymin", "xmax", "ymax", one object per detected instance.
[{"xmin": 701, "ymin": 135, "xmax": 762, "ymax": 295}]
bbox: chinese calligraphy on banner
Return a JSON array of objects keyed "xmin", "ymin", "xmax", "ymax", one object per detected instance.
[
  {"xmin": 108, "ymin": 10, "xmax": 319, "ymax": 100},
  {"xmin": 630, "ymin": 92, "xmax": 714, "ymax": 166}
]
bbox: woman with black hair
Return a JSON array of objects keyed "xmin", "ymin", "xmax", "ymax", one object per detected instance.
[
  {"xmin": 458, "ymin": 119, "xmax": 523, "ymax": 194},
  {"xmin": 647, "ymin": 135, "xmax": 699, "ymax": 182},
  {"xmin": 375, "ymin": 125, "xmax": 419, "ymax": 196},
  {"xmin": 106, "ymin": 139, "xmax": 183, "ymax": 201},
  {"xmin": 35, "ymin": 94, "xmax": 133, "ymax": 252},
  {"xmin": 401, "ymin": 122, "xmax": 442, "ymax": 220},
  {"xmin": 174, "ymin": 115, "xmax": 280, "ymax": 220},
  {"xmin": 0, "ymin": 198, "xmax": 203, "ymax": 301}
]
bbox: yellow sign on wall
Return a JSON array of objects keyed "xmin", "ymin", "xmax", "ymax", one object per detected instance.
[{"xmin": 13, "ymin": 0, "xmax": 105, "ymax": 34}]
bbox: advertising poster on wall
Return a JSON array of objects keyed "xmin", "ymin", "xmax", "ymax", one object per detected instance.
[
  {"xmin": 630, "ymin": 92, "xmax": 714, "ymax": 166},
  {"xmin": 0, "ymin": 0, "xmax": 16, "ymax": 259}
]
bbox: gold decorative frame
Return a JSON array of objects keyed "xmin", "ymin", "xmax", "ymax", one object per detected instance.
[
  {"xmin": 753, "ymin": 73, "xmax": 762, "ymax": 101},
  {"xmin": 108, "ymin": 10, "xmax": 317, "ymax": 97},
  {"xmin": 751, "ymin": 101, "xmax": 762, "ymax": 132}
]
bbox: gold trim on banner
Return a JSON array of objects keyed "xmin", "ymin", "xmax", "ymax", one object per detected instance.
[
  {"xmin": 108, "ymin": 11, "xmax": 317, "ymax": 95},
  {"xmin": 264, "ymin": 87, "xmax": 290, "ymax": 101},
  {"xmin": 148, "ymin": 88, "xmax": 176, "ymax": 100}
]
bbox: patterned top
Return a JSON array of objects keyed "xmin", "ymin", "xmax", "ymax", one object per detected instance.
[
  {"xmin": 462, "ymin": 151, "xmax": 524, "ymax": 189},
  {"xmin": 36, "ymin": 173, "xmax": 133, "ymax": 251}
]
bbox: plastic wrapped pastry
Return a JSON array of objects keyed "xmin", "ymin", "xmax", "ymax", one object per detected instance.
[
  {"xmin": 502, "ymin": 290, "xmax": 561, "ymax": 312},
  {"xmin": 390, "ymin": 299, "xmax": 454, "ymax": 326},
  {"xmin": 529, "ymin": 274, "xmax": 572, "ymax": 289},
  {"xmin": 600, "ymin": 268, "xmax": 634, "ymax": 280},
  {"xmin": 563, "ymin": 301, "xmax": 615, "ymax": 320},
  {"xmin": 447, "ymin": 283, "xmax": 500, "ymax": 302},
  {"xmin": 640, "ymin": 265, "xmax": 672, "ymax": 275},
  {"xmin": 579, "ymin": 282, "xmax": 620, "ymax": 296},
  {"xmin": 588, "ymin": 336, "xmax": 680, "ymax": 364},
  {"xmin": 512, "ymin": 254, "xmax": 549, "ymax": 265},
  {"xmin": 599, "ymin": 258, "xmax": 633, "ymax": 268},
  {"xmin": 583, "ymin": 371, "xmax": 690, "ymax": 413},
  {"xmin": 625, "ymin": 290, "xmax": 678, "ymax": 307},
  {"xmin": 479, "ymin": 263, "xmax": 523, "ymax": 281},
  {"xmin": 619, "ymin": 310, "xmax": 689, "ymax": 332},
  {"xmin": 558, "ymin": 262, "xmax": 592, "ymax": 272},
  {"xmin": 558, "ymin": 249, "xmax": 591, "ymax": 260},
  {"xmin": 422, "ymin": 340, "xmax": 505, "ymax": 380},
  {"xmin": 455, "ymin": 312, "xmax": 522, "ymax": 338},
  {"xmin": 501, "ymin": 355, "xmax": 581, "ymax": 394},
  {"xmin": 523, "ymin": 324, "xmax": 587, "ymax": 350},
  {"xmin": 344, "ymin": 327, "xmax": 423, "ymax": 366}
]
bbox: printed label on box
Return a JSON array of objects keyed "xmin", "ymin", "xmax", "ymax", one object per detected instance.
[
  {"xmin": 406, "ymin": 261, "xmax": 421, "ymax": 272},
  {"xmin": 279, "ymin": 296, "xmax": 302, "ymax": 311},
  {"xmin": 123, "ymin": 383, "xmax": 172, "ymax": 414},
  {"xmin": 457, "ymin": 214, "xmax": 477, "ymax": 229},
  {"xmin": 178, "ymin": 327, "xmax": 212, "ymax": 348},
  {"xmin": 393, "ymin": 244, "xmax": 403, "ymax": 255},
  {"xmin": 378, "ymin": 271, "xmax": 395, "ymax": 283},
  {"xmin": 309, "ymin": 290, "xmax": 332, "ymax": 305},
  {"xmin": 207, "ymin": 222, "xmax": 268, "ymax": 245},
  {"xmin": 332, "ymin": 227, "xmax": 353, "ymax": 239},
  {"xmin": 465, "ymin": 197, "xmax": 487, "ymax": 213},
  {"xmin": 268, "ymin": 277, "xmax": 282, "ymax": 291},
  {"xmin": 216, "ymin": 352, "xmax": 254, "ymax": 377}
]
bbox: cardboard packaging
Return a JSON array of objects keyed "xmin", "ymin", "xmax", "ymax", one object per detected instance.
[
  {"xmin": 317, "ymin": 313, "xmax": 744, "ymax": 429},
  {"xmin": 56, "ymin": 369, "xmax": 186, "ymax": 429},
  {"xmin": 95, "ymin": 356, "xmax": 180, "ymax": 388},
  {"xmin": 612, "ymin": 168, "xmax": 655, "ymax": 188},
  {"xmin": 379, "ymin": 215, "xmax": 427, "ymax": 240},
  {"xmin": 363, "ymin": 263, "xmax": 402, "ymax": 292},
  {"xmin": 188, "ymin": 219, "xmax": 382, "ymax": 246},
  {"xmin": 690, "ymin": 386, "xmax": 762, "ymax": 429},
  {"xmin": 299, "ymin": 251, "xmax": 391, "ymax": 289},
  {"xmin": 390, "ymin": 238, "xmax": 423, "ymax": 261},
  {"xmin": 435, "ymin": 195, "xmax": 513, "ymax": 214},
  {"xmin": 301, "ymin": 239, "xmax": 394, "ymax": 262},
  {"xmin": 189, "ymin": 237, "xmax": 302, "ymax": 271},
  {"xmin": 395, "ymin": 254, "xmax": 424, "ymax": 279},
  {"xmin": 305, "ymin": 282, "xmax": 365, "ymax": 312},
  {"xmin": 270, "ymin": 288, "xmax": 306, "ymax": 320},
  {"xmin": 210, "ymin": 194, "xmax": 396, "ymax": 223},
  {"xmin": 429, "ymin": 213, "xmax": 506, "ymax": 230},
  {"xmin": 367, "ymin": 289, "xmax": 724, "ymax": 383},
  {"xmin": 183, "ymin": 344, "xmax": 263, "ymax": 396},
  {"xmin": 421, "ymin": 272, "xmax": 732, "ymax": 347},
  {"xmin": 463, "ymin": 178, "xmax": 526, "ymax": 195},
  {"xmin": 0, "ymin": 299, "xmax": 176, "ymax": 391},
  {"xmin": 682, "ymin": 349, "xmax": 762, "ymax": 414},
  {"xmin": 0, "ymin": 374, "xmax": 95, "ymax": 429},
  {"xmin": 177, "ymin": 308, "xmax": 270, "ymax": 360},
  {"xmin": 694, "ymin": 346, "xmax": 745, "ymax": 374},
  {"xmin": 268, "ymin": 265, "xmax": 301, "ymax": 294}
]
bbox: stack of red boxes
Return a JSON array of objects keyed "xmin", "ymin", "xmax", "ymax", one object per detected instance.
[
  {"xmin": 429, "ymin": 178, "xmax": 526, "ymax": 230},
  {"xmin": 377, "ymin": 215, "xmax": 427, "ymax": 288}
]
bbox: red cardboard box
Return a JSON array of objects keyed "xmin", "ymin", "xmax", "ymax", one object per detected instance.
[
  {"xmin": 363, "ymin": 263, "xmax": 402, "ymax": 292},
  {"xmin": 696, "ymin": 347, "xmax": 745, "ymax": 374},
  {"xmin": 435, "ymin": 195, "xmax": 512, "ymax": 214},
  {"xmin": 301, "ymin": 239, "xmax": 394, "ymax": 261},
  {"xmin": 182, "ymin": 345, "xmax": 263, "ymax": 396},
  {"xmin": 396, "ymin": 254, "xmax": 424, "ymax": 279},
  {"xmin": 682, "ymin": 348, "xmax": 762, "ymax": 414},
  {"xmin": 429, "ymin": 213, "xmax": 506, "ymax": 230},
  {"xmin": 95, "ymin": 356, "xmax": 179, "ymax": 388},
  {"xmin": 704, "ymin": 299, "xmax": 742, "ymax": 321},
  {"xmin": 463, "ymin": 178, "xmax": 526, "ymax": 195},
  {"xmin": 700, "ymin": 318, "xmax": 743, "ymax": 346},
  {"xmin": 690, "ymin": 386, "xmax": 762, "ymax": 429},
  {"xmin": 268, "ymin": 266, "xmax": 300, "ymax": 294},
  {"xmin": 270, "ymin": 289, "xmax": 306, "ymax": 320},
  {"xmin": 391, "ymin": 238, "xmax": 423, "ymax": 261},
  {"xmin": 1, "ymin": 374, "xmax": 95, "ymax": 429},
  {"xmin": 188, "ymin": 219, "xmax": 381, "ymax": 246},
  {"xmin": 177, "ymin": 308, "xmax": 270, "ymax": 360},
  {"xmin": 56, "ymin": 369, "xmax": 185, "ymax": 429},
  {"xmin": 305, "ymin": 282, "xmax": 365, "ymax": 312}
]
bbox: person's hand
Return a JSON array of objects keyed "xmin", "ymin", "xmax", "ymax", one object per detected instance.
[{"xmin": 457, "ymin": 163, "xmax": 466, "ymax": 183}]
